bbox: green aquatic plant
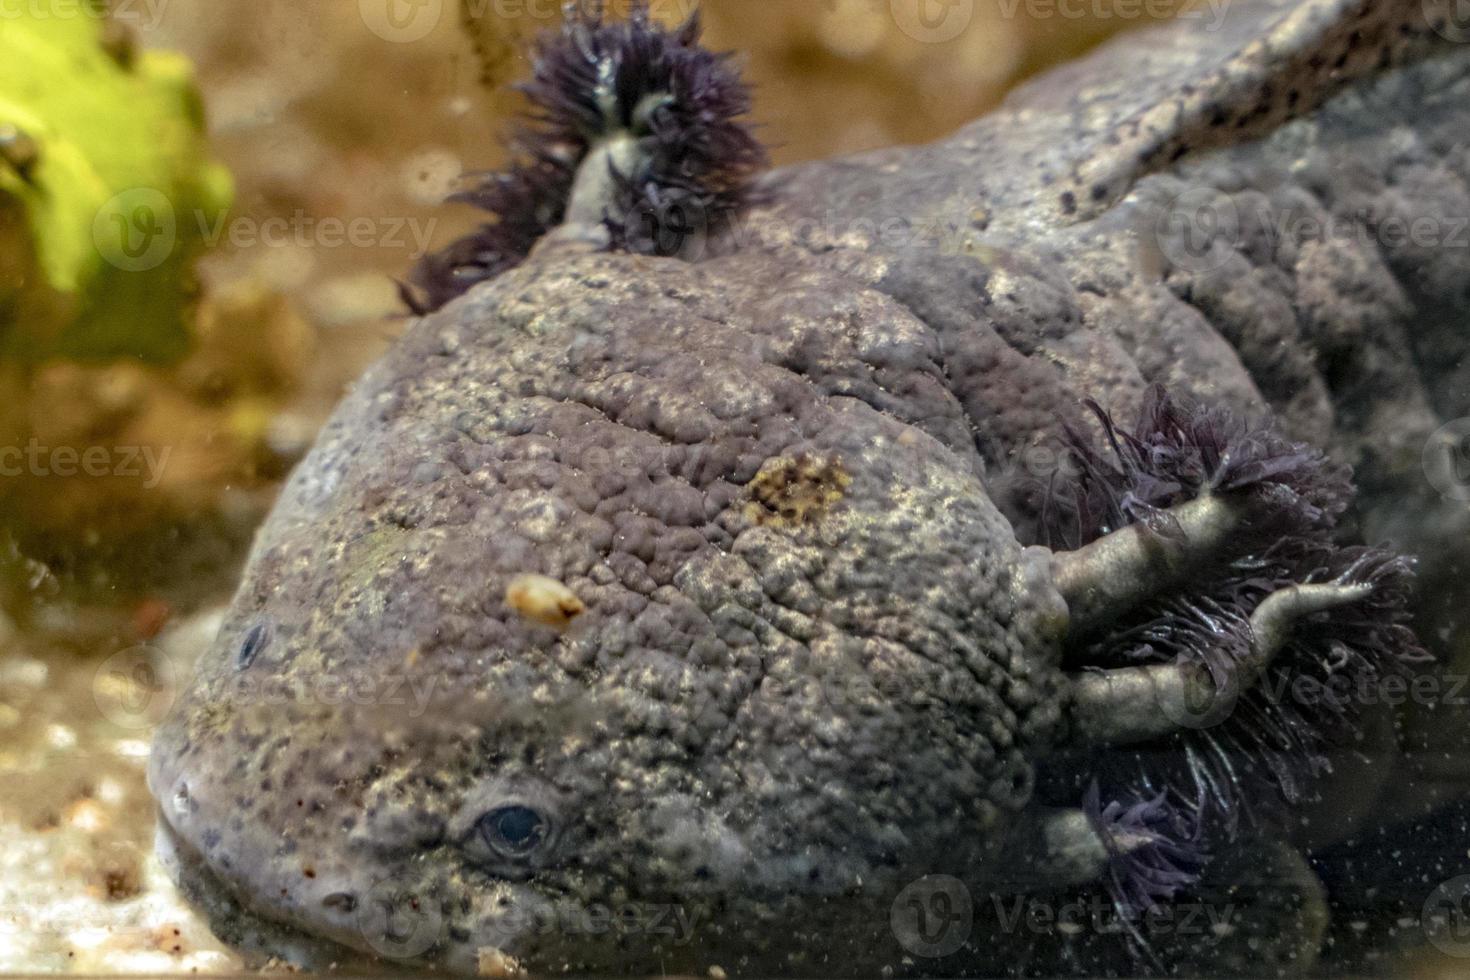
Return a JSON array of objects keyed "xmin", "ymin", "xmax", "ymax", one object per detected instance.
[{"xmin": 0, "ymin": 1, "xmax": 232, "ymax": 364}]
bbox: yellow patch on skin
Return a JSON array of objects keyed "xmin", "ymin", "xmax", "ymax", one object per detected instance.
[
  {"xmin": 744, "ymin": 454, "xmax": 852, "ymax": 528},
  {"xmin": 505, "ymin": 574, "xmax": 586, "ymax": 630}
]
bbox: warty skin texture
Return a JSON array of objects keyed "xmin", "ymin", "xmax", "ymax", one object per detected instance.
[
  {"xmin": 150, "ymin": 251, "xmax": 1073, "ymax": 973},
  {"xmin": 718, "ymin": 0, "xmax": 1470, "ymax": 579},
  {"xmin": 150, "ymin": 0, "xmax": 1470, "ymax": 974}
]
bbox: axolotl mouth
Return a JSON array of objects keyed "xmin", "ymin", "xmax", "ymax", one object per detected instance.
[
  {"xmin": 150, "ymin": 728, "xmax": 453, "ymax": 972},
  {"xmin": 154, "ymin": 806, "xmax": 704, "ymax": 974},
  {"xmin": 151, "ymin": 807, "xmax": 373, "ymax": 972}
]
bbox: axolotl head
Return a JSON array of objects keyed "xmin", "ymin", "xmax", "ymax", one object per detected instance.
[{"xmin": 149, "ymin": 242, "xmax": 1112, "ymax": 973}]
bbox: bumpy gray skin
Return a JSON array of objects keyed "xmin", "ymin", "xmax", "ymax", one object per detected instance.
[
  {"xmin": 151, "ymin": 250, "xmax": 1072, "ymax": 974},
  {"xmin": 718, "ymin": 0, "xmax": 1470, "ymax": 573},
  {"xmin": 149, "ymin": 0, "xmax": 1470, "ymax": 975}
]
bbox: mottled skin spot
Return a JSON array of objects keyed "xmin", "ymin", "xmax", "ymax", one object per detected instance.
[
  {"xmin": 150, "ymin": 1, "xmax": 1470, "ymax": 975},
  {"xmin": 743, "ymin": 454, "xmax": 852, "ymax": 528}
]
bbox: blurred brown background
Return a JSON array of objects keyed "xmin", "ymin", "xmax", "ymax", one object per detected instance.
[{"xmin": 163, "ymin": 0, "xmax": 1153, "ymax": 394}]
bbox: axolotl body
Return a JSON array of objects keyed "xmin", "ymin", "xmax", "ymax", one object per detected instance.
[{"xmin": 150, "ymin": 1, "xmax": 1470, "ymax": 974}]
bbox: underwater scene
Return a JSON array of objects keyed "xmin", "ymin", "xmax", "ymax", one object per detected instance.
[{"xmin": 3, "ymin": 0, "xmax": 1470, "ymax": 976}]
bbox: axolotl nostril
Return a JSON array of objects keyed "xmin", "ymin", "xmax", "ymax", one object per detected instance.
[{"xmin": 150, "ymin": 1, "xmax": 1469, "ymax": 975}]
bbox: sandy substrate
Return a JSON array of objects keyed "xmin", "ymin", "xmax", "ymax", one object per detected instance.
[{"xmin": 0, "ymin": 609, "xmax": 245, "ymax": 973}]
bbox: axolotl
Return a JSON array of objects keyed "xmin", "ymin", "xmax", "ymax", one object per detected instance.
[{"xmin": 150, "ymin": 0, "xmax": 1470, "ymax": 974}]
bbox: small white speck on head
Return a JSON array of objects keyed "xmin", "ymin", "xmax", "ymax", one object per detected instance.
[{"xmin": 505, "ymin": 574, "xmax": 586, "ymax": 631}]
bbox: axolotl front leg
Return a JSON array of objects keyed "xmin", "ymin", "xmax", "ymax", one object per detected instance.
[
  {"xmin": 1058, "ymin": 495, "xmax": 1371, "ymax": 749},
  {"xmin": 996, "ymin": 490, "xmax": 1378, "ymax": 904}
]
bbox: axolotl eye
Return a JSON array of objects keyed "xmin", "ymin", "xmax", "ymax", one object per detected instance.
[
  {"xmin": 460, "ymin": 797, "xmax": 561, "ymax": 877},
  {"xmin": 453, "ymin": 779, "xmax": 565, "ymax": 876},
  {"xmin": 479, "ymin": 804, "xmax": 550, "ymax": 859}
]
